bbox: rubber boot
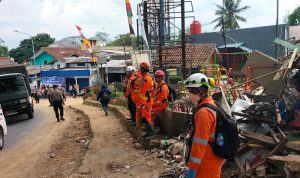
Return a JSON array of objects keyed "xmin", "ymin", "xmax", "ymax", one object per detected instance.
[
  {"xmin": 145, "ymin": 124, "xmax": 156, "ymax": 140},
  {"xmin": 141, "ymin": 124, "xmax": 150, "ymax": 138}
]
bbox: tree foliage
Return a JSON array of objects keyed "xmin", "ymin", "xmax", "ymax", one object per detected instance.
[
  {"xmin": 212, "ymin": 0, "xmax": 250, "ymax": 31},
  {"xmin": 9, "ymin": 33, "xmax": 55, "ymax": 64},
  {"xmin": 0, "ymin": 38, "xmax": 9, "ymax": 57},
  {"xmin": 94, "ymin": 31, "xmax": 109, "ymax": 46},
  {"xmin": 288, "ymin": 6, "xmax": 300, "ymax": 25},
  {"xmin": 107, "ymin": 33, "xmax": 136, "ymax": 46}
]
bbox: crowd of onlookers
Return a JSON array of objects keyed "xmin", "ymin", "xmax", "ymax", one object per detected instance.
[{"xmin": 30, "ymin": 84, "xmax": 79, "ymax": 104}]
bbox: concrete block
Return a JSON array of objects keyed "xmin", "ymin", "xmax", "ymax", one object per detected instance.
[{"xmin": 158, "ymin": 108, "xmax": 190, "ymax": 137}]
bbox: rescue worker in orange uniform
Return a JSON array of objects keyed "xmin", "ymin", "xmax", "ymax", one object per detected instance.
[
  {"xmin": 130, "ymin": 71, "xmax": 142, "ymax": 127},
  {"xmin": 122, "ymin": 68, "xmax": 130, "ymax": 94},
  {"xmin": 124, "ymin": 66, "xmax": 137, "ymax": 124},
  {"xmin": 185, "ymin": 73, "xmax": 224, "ymax": 178},
  {"xmin": 137, "ymin": 61, "xmax": 155, "ymax": 139},
  {"xmin": 152, "ymin": 70, "xmax": 169, "ymax": 120}
]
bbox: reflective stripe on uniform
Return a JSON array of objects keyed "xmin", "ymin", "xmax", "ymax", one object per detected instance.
[
  {"xmin": 210, "ymin": 132, "xmax": 215, "ymax": 139},
  {"xmin": 193, "ymin": 136, "xmax": 208, "ymax": 145},
  {"xmin": 190, "ymin": 156, "xmax": 202, "ymax": 164}
]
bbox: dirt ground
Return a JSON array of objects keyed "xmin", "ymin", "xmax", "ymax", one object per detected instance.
[
  {"xmin": 25, "ymin": 106, "xmax": 94, "ymax": 178},
  {"xmin": 71, "ymin": 102, "xmax": 165, "ymax": 178},
  {"xmin": 1, "ymin": 97, "xmax": 165, "ymax": 178},
  {"xmin": 0, "ymin": 98, "xmax": 82, "ymax": 178}
]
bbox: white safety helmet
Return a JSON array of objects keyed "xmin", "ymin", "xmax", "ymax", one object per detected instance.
[
  {"xmin": 126, "ymin": 66, "xmax": 135, "ymax": 72},
  {"xmin": 185, "ymin": 73, "xmax": 211, "ymax": 88}
]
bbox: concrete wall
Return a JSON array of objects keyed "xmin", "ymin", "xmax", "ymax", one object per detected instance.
[
  {"xmin": 51, "ymin": 60, "xmax": 66, "ymax": 69},
  {"xmin": 158, "ymin": 108, "xmax": 190, "ymax": 137}
]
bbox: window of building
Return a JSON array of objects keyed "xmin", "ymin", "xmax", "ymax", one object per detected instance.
[
  {"xmin": 57, "ymin": 64, "xmax": 60, "ymax": 69},
  {"xmin": 77, "ymin": 63, "xmax": 85, "ymax": 66},
  {"xmin": 44, "ymin": 60, "xmax": 47, "ymax": 65}
]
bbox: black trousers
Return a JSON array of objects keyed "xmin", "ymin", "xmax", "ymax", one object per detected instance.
[
  {"xmin": 35, "ymin": 93, "xmax": 40, "ymax": 103},
  {"xmin": 127, "ymin": 95, "xmax": 136, "ymax": 122},
  {"xmin": 53, "ymin": 101, "xmax": 64, "ymax": 121}
]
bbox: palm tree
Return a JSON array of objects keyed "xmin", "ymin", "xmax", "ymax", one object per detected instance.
[{"xmin": 212, "ymin": 0, "xmax": 250, "ymax": 31}]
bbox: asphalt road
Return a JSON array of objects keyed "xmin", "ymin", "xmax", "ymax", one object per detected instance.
[
  {"xmin": 4, "ymin": 99, "xmax": 53, "ymax": 148},
  {"xmin": 0, "ymin": 98, "xmax": 77, "ymax": 178}
]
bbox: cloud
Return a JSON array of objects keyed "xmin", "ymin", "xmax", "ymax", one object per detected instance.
[{"xmin": 0, "ymin": 0, "xmax": 299, "ymax": 49}]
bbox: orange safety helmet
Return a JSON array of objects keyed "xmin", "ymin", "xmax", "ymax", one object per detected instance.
[
  {"xmin": 155, "ymin": 70, "xmax": 165, "ymax": 77},
  {"xmin": 139, "ymin": 61, "xmax": 150, "ymax": 70}
]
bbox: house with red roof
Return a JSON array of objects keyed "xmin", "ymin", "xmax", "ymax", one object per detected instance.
[{"xmin": 29, "ymin": 47, "xmax": 90, "ymax": 66}]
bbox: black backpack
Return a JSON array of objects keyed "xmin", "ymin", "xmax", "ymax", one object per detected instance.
[
  {"xmin": 102, "ymin": 88, "xmax": 112, "ymax": 101},
  {"xmin": 160, "ymin": 83, "xmax": 177, "ymax": 102},
  {"xmin": 187, "ymin": 103, "xmax": 240, "ymax": 160}
]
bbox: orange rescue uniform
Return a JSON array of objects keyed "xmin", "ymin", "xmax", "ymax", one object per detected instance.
[
  {"xmin": 152, "ymin": 81, "xmax": 169, "ymax": 116},
  {"xmin": 130, "ymin": 73, "xmax": 142, "ymax": 128},
  {"xmin": 188, "ymin": 96, "xmax": 224, "ymax": 178},
  {"xmin": 137, "ymin": 72, "xmax": 154, "ymax": 125},
  {"xmin": 125, "ymin": 73, "xmax": 138, "ymax": 98},
  {"xmin": 122, "ymin": 75, "xmax": 130, "ymax": 94}
]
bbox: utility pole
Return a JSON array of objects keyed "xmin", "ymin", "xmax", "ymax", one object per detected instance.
[
  {"xmin": 275, "ymin": 0, "xmax": 279, "ymax": 59},
  {"xmin": 15, "ymin": 30, "xmax": 36, "ymax": 66},
  {"xmin": 181, "ymin": 0, "xmax": 187, "ymax": 79}
]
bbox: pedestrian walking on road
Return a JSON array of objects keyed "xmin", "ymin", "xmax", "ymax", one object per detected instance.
[
  {"xmin": 58, "ymin": 85, "xmax": 66, "ymax": 101},
  {"xmin": 47, "ymin": 86, "xmax": 53, "ymax": 106},
  {"xmin": 97, "ymin": 84, "xmax": 112, "ymax": 116},
  {"xmin": 50, "ymin": 84, "xmax": 65, "ymax": 122}
]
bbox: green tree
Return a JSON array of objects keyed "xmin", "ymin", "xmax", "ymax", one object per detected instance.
[
  {"xmin": 107, "ymin": 33, "xmax": 136, "ymax": 46},
  {"xmin": 288, "ymin": 6, "xmax": 300, "ymax": 25},
  {"xmin": 0, "ymin": 38, "xmax": 9, "ymax": 57},
  {"xmin": 212, "ymin": 0, "xmax": 250, "ymax": 31},
  {"xmin": 9, "ymin": 33, "xmax": 55, "ymax": 64},
  {"xmin": 94, "ymin": 31, "xmax": 109, "ymax": 46}
]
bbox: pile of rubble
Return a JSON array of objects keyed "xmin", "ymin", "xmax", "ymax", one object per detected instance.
[{"xmin": 156, "ymin": 49, "xmax": 300, "ymax": 177}]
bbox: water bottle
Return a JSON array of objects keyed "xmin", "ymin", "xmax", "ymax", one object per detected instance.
[{"xmin": 216, "ymin": 133, "xmax": 224, "ymax": 146}]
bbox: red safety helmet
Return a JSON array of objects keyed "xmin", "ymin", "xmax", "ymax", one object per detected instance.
[
  {"xmin": 155, "ymin": 70, "xmax": 165, "ymax": 77},
  {"xmin": 139, "ymin": 61, "xmax": 150, "ymax": 70}
]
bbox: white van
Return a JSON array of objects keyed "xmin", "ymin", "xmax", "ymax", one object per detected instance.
[{"xmin": 0, "ymin": 104, "xmax": 7, "ymax": 150}]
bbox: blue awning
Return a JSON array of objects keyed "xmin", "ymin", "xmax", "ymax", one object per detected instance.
[{"xmin": 41, "ymin": 69, "xmax": 90, "ymax": 78}]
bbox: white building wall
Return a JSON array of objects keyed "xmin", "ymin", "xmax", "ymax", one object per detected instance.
[{"xmin": 51, "ymin": 61, "xmax": 66, "ymax": 69}]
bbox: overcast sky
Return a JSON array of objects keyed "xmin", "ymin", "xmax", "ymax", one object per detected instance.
[{"xmin": 0, "ymin": 0, "xmax": 299, "ymax": 49}]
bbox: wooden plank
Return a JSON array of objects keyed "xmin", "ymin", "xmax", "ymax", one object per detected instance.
[
  {"xmin": 232, "ymin": 68, "xmax": 286, "ymax": 89},
  {"xmin": 241, "ymin": 131, "xmax": 300, "ymax": 153},
  {"xmin": 269, "ymin": 155, "xmax": 300, "ymax": 163},
  {"xmin": 246, "ymin": 131, "xmax": 288, "ymax": 175},
  {"xmin": 283, "ymin": 48, "xmax": 298, "ymax": 78}
]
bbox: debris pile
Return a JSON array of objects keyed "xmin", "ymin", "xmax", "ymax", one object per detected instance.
[{"xmin": 155, "ymin": 49, "xmax": 300, "ymax": 177}]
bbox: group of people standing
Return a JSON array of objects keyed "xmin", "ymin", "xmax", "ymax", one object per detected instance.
[
  {"xmin": 123, "ymin": 61, "xmax": 170, "ymax": 140},
  {"xmin": 124, "ymin": 62, "xmax": 228, "ymax": 177}
]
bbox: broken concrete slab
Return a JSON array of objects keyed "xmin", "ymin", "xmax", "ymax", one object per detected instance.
[{"xmin": 170, "ymin": 142, "xmax": 184, "ymax": 155}]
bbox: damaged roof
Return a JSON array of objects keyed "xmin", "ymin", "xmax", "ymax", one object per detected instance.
[{"xmin": 159, "ymin": 44, "xmax": 217, "ymax": 68}]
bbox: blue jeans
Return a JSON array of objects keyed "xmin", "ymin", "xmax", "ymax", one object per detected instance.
[{"xmin": 102, "ymin": 102, "xmax": 108, "ymax": 113}]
